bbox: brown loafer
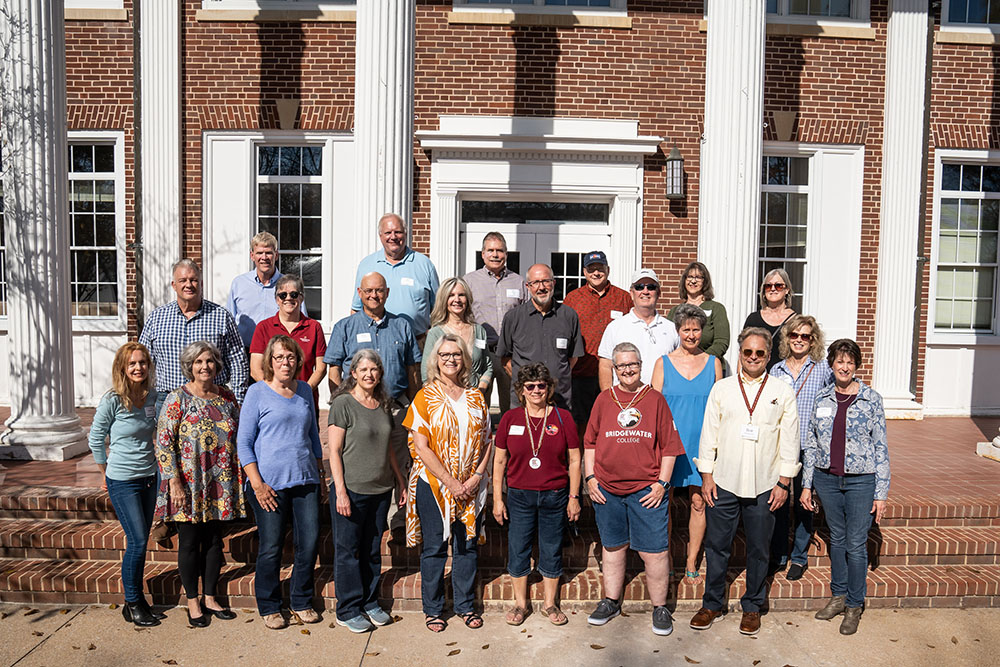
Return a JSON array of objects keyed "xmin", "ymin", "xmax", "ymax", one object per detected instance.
[
  {"xmin": 689, "ymin": 607, "xmax": 725, "ymax": 630},
  {"xmin": 739, "ymin": 611, "xmax": 761, "ymax": 635}
]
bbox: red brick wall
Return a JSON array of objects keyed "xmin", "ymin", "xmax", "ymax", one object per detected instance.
[{"xmin": 65, "ymin": 2, "xmax": 138, "ymax": 339}]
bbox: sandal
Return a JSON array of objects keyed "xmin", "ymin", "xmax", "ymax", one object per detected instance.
[
  {"xmin": 425, "ymin": 616, "xmax": 447, "ymax": 633},
  {"xmin": 541, "ymin": 605, "xmax": 567, "ymax": 626},
  {"xmin": 460, "ymin": 611, "xmax": 483, "ymax": 629},
  {"xmin": 685, "ymin": 570, "xmax": 704, "ymax": 584},
  {"xmin": 505, "ymin": 605, "xmax": 531, "ymax": 626}
]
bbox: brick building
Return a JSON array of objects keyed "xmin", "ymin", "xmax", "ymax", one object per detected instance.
[{"xmin": 1, "ymin": 0, "xmax": 998, "ymax": 455}]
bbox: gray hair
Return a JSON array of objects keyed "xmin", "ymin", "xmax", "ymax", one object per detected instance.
[
  {"xmin": 738, "ymin": 326, "xmax": 773, "ymax": 352},
  {"xmin": 171, "ymin": 258, "xmax": 201, "ymax": 279},
  {"xmin": 179, "ymin": 341, "xmax": 222, "ymax": 381},
  {"xmin": 673, "ymin": 303, "xmax": 707, "ymax": 330},
  {"xmin": 276, "ymin": 273, "xmax": 304, "ymax": 293},
  {"xmin": 482, "ymin": 231, "xmax": 508, "ymax": 251},
  {"xmin": 378, "ymin": 212, "xmax": 406, "ymax": 233},
  {"xmin": 612, "ymin": 341, "xmax": 642, "ymax": 365}
]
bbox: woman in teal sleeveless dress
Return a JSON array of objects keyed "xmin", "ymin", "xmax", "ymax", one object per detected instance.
[{"xmin": 651, "ymin": 304, "xmax": 722, "ymax": 585}]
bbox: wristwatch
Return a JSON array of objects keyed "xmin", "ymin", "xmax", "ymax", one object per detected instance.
[
  {"xmin": 776, "ymin": 481, "xmax": 790, "ymax": 492},
  {"xmin": 655, "ymin": 480, "xmax": 669, "ymax": 490},
  {"xmin": 585, "ymin": 474, "xmax": 595, "ymax": 483}
]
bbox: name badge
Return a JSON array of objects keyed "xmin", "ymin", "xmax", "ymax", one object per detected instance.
[
  {"xmin": 555, "ymin": 337, "xmax": 568, "ymax": 349},
  {"xmin": 816, "ymin": 406, "xmax": 833, "ymax": 418},
  {"xmin": 509, "ymin": 425, "xmax": 526, "ymax": 436},
  {"xmin": 144, "ymin": 406, "xmax": 156, "ymax": 418},
  {"xmin": 702, "ymin": 309, "xmax": 712, "ymax": 317},
  {"xmin": 740, "ymin": 423, "xmax": 759, "ymax": 442},
  {"xmin": 400, "ymin": 277, "xmax": 415, "ymax": 286},
  {"xmin": 356, "ymin": 333, "xmax": 373, "ymax": 343},
  {"xmin": 506, "ymin": 288, "xmax": 520, "ymax": 298},
  {"xmin": 610, "ymin": 310, "xmax": 624, "ymax": 319},
  {"xmin": 474, "ymin": 338, "xmax": 487, "ymax": 350}
]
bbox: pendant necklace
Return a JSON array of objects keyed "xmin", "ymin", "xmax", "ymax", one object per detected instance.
[
  {"xmin": 524, "ymin": 406, "xmax": 548, "ymax": 470},
  {"xmin": 610, "ymin": 384, "xmax": 652, "ymax": 429}
]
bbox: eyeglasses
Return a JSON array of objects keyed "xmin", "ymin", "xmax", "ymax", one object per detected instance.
[
  {"xmin": 272, "ymin": 354, "xmax": 297, "ymax": 365},
  {"xmin": 614, "ymin": 362, "xmax": 641, "ymax": 371},
  {"xmin": 787, "ymin": 332, "xmax": 813, "ymax": 342},
  {"xmin": 526, "ymin": 278, "xmax": 556, "ymax": 288},
  {"xmin": 437, "ymin": 352, "xmax": 462, "ymax": 360},
  {"xmin": 360, "ymin": 287, "xmax": 388, "ymax": 296},
  {"xmin": 685, "ymin": 275, "xmax": 704, "ymax": 283},
  {"xmin": 764, "ymin": 282, "xmax": 786, "ymax": 291},
  {"xmin": 741, "ymin": 349, "xmax": 768, "ymax": 360},
  {"xmin": 523, "ymin": 382, "xmax": 548, "ymax": 392},
  {"xmin": 632, "ymin": 282, "xmax": 658, "ymax": 292},
  {"xmin": 276, "ymin": 291, "xmax": 301, "ymax": 301}
]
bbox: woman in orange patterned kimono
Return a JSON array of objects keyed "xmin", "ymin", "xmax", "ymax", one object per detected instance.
[{"xmin": 403, "ymin": 333, "xmax": 492, "ymax": 633}]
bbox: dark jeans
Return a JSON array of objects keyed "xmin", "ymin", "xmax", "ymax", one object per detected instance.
[
  {"xmin": 812, "ymin": 469, "xmax": 875, "ymax": 608},
  {"xmin": 416, "ymin": 478, "xmax": 480, "ymax": 617},
  {"xmin": 248, "ymin": 482, "xmax": 320, "ymax": 616},
  {"xmin": 106, "ymin": 474, "xmax": 157, "ymax": 603},
  {"xmin": 771, "ymin": 469, "xmax": 813, "ymax": 566},
  {"xmin": 330, "ymin": 483, "xmax": 391, "ymax": 620},
  {"xmin": 703, "ymin": 486, "xmax": 775, "ymax": 613},
  {"xmin": 175, "ymin": 521, "xmax": 224, "ymax": 598},
  {"xmin": 506, "ymin": 486, "xmax": 568, "ymax": 579}
]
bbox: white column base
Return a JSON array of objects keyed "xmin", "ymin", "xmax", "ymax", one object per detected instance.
[
  {"xmin": 978, "ymin": 441, "xmax": 1000, "ymax": 462},
  {"xmin": 883, "ymin": 398, "xmax": 924, "ymax": 420},
  {"xmin": 0, "ymin": 423, "xmax": 89, "ymax": 460}
]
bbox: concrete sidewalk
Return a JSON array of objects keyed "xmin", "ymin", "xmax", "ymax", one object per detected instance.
[{"xmin": 1, "ymin": 603, "xmax": 995, "ymax": 667}]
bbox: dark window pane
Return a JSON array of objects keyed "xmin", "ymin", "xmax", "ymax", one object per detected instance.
[
  {"xmin": 942, "ymin": 164, "xmax": 962, "ymax": 191},
  {"xmin": 991, "ymin": 0, "xmax": 1000, "ymax": 23},
  {"xmin": 97, "ymin": 250, "xmax": 117, "ymax": 282},
  {"xmin": 95, "ymin": 180, "xmax": 115, "ymax": 213},
  {"xmin": 301, "ymin": 184, "xmax": 322, "ymax": 216},
  {"xmin": 968, "ymin": 0, "xmax": 988, "ymax": 22},
  {"xmin": 94, "ymin": 145, "xmax": 115, "ymax": 172},
  {"xmin": 72, "ymin": 145, "xmax": 93, "ymax": 173},
  {"xmin": 98, "ymin": 284, "xmax": 117, "ymax": 305},
  {"xmin": 73, "ymin": 214, "xmax": 94, "ymax": 246},
  {"xmin": 790, "ymin": 0, "xmax": 809, "ymax": 14},
  {"xmin": 766, "ymin": 0, "xmax": 778, "ymax": 12},
  {"xmin": 258, "ymin": 183, "xmax": 279, "ymax": 215},
  {"xmin": 767, "ymin": 157, "xmax": 788, "ymax": 185},
  {"xmin": 552, "ymin": 252, "xmax": 564, "ymax": 274},
  {"xmin": 949, "ymin": 0, "xmax": 967, "ymax": 23},
  {"xmin": 301, "ymin": 218, "xmax": 321, "ymax": 249},
  {"xmin": 76, "ymin": 283, "xmax": 98, "ymax": 303},
  {"xmin": 960, "ymin": 200, "xmax": 980, "ymax": 230},
  {"xmin": 940, "ymin": 198, "xmax": 960, "ymax": 230},
  {"xmin": 830, "ymin": 0, "xmax": 850, "ymax": 16},
  {"xmin": 789, "ymin": 157, "xmax": 809, "ymax": 185},
  {"xmin": 302, "ymin": 147, "xmax": 322, "ymax": 176},
  {"xmin": 983, "ymin": 166, "xmax": 1000, "ymax": 192},
  {"xmin": 75, "ymin": 250, "xmax": 97, "ymax": 283},
  {"xmin": 962, "ymin": 164, "xmax": 982, "ymax": 191},
  {"xmin": 983, "ymin": 200, "xmax": 999, "ymax": 231},
  {"xmin": 279, "ymin": 219, "xmax": 299, "ymax": 250},
  {"xmin": 765, "ymin": 224, "xmax": 785, "ymax": 258},
  {"xmin": 980, "ymin": 232, "xmax": 997, "ymax": 263},
  {"xmin": 95, "ymin": 215, "xmax": 115, "ymax": 246},
  {"xmin": 259, "ymin": 217, "xmax": 278, "ymax": 237},
  {"xmin": 279, "ymin": 183, "xmax": 300, "ymax": 216},
  {"xmin": 766, "ymin": 192, "xmax": 787, "ymax": 227},
  {"xmin": 73, "ymin": 181, "xmax": 94, "ymax": 212},
  {"xmin": 279, "ymin": 146, "xmax": 302, "ymax": 176},
  {"xmin": 303, "ymin": 287, "xmax": 321, "ymax": 320},
  {"xmin": 460, "ymin": 201, "xmax": 609, "ymax": 223},
  {"xmin": 258, "ymin": 146, "xmax": 279, "ymax": 176}
]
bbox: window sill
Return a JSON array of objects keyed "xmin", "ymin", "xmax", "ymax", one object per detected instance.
[
  {"xmin": 697, "ymin": 18, "xmax": 875, "ymax": 40},
  {"xmin": 195, "ymin": 8, "xmax": 356, "ymax": 22},
  {"xmin": 926, "ymin": 332, "xmax": 1000, "ymax": 347},
  {"xmin": 66, "ymin": 8, "xmax": 129, "ymax": 21},
  {"xmin": 448, "ymin": 10, "xmax": 631, "ymax": 30},
  {"xmin": 936, "ymin": 28, "xmax": 1000, "ymax": 45}
]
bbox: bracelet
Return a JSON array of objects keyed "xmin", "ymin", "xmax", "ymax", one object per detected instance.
[
  {"xmin": 585, "ymin": 474, "xmax": 595, "ymax": 483},
  {"xmin": 472, "ymin": 471, "xmax": 483, "ymax": 478},
  {"xmin": 776, "ymin": 481, "xmax": 790, "ymax": 492},
  {"xmin": 569, "ymin": 494, "xmax": 580, "ymax": 499}
]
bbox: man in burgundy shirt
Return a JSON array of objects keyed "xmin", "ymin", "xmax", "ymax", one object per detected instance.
[{"xmin": 562, "ymin": 251, "xmax": 633, "ymax": 437}]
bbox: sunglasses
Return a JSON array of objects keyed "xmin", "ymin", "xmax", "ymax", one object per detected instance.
[
  {"xmin": 276, "ymin": 291, "xmax": 301, "ymax": 300},
  {"xmin": 741, "ymin": 349, "xmax": 768, "ymax": 360},
  {"xmin": 764, "ymin": 282, "xmax": 786, "ymax": 291},
  {"xmin": 787, "ymin": 332, "xmax": 813, "ymax": 342},
  {"xmin": 632, "ymin": 282, "xmax": 658, "ymax": 292},
  {"xmin": 523, "ymin": 382, "xmax": 548, "ymax": 391}
]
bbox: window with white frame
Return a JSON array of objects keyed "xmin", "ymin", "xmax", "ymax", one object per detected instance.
[
  {"xmin": 944, "ymin": 0, "xmax": 1000, "ymax": 25},
  {"xmin": 763, "ymin": 0, "xmax": 868, "ymax": 20},
  {"xmin": 201, "ymin": 0, "xmax": 353, "ymax": 9},
  {"xmin": 935, "ymin": 163, "xmax": 1000, "ymax": 332},
  {"xmin": 455, "ymin": 0, "xmax": 626, "ymax": 10},
  {"xmin": 65, "ymin": 0, "xmax": 124, "ymax": 8},
  {"xmin": 256, "ymin": 145, "xmax": 324, "ymax": 317},
  {"xmin": 759, "ymin": 155, "xmax": 809, "ymax": 313}
]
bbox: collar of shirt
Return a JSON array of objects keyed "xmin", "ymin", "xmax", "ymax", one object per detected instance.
[
  {"xmin": 360, "ymin": 310, "xmax": 388, "ymax": 327},
  {"xmin": 586, "ymin": 283, "xmax": 611, "ymax": 298},
  {"xmin": 170, "ymin": 300, "xmax": 204, "ymax": 320},
  {"xmin": 773, "ymin": 357, "xmax": 814, "ymax": 378},
  {"xmin": 269, "ymin": 315, "xmax": 310, "ymax": 334},
  {"xmin": 485, "ymin": 265, "xmax": 509, "ymax": 281},
  {"xmin": 255, "ymin": 270, "xmax": 280, "ymax": 287},
  {"xmin": 738, "ymin": 369, "xmax": 767, "ymax": 386},
  {"xmin": 527, "ymin": 301, "xmax": 559, "ymax": 317},
  {"xmin": 376, "ymin": 247, "xmax": 413, "ymax": 266},
  {"xmin": 625, "ymin": 309, "xmax": 665, "ymax": 327}
]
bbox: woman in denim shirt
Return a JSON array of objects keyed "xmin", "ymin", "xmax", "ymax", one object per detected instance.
[{"xmin": 800, "ymin": 339, "xmax": 890, "ymax": 636}]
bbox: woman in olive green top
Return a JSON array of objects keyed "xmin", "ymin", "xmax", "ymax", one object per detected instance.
[
  {"xmin": 421, "ymin": 277, "xmax": 493, "ymax": 390},
  {"xmin": 668, "ymin": 262, "xmax": 730, "ymax": 358}
]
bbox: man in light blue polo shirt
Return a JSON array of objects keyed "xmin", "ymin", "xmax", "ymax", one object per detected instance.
[
  {"xmin": 226, "ymin": 231, "xmax": 305, "ymax": 347},
  {"xmin": 351, "ymin": 213, "xmax": 439, "ymax": 339}
]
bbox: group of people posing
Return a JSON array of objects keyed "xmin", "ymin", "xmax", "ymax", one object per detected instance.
[{"xmin": 88, "ymin": 213, "xmax": 890, "ymax": 640}]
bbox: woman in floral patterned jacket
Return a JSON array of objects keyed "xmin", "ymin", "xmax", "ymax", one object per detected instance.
[{"xmin": 800, "ymin": 338, "xmax": 890, "ymax": 636}]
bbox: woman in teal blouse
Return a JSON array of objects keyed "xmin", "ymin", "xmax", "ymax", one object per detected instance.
[
  {"xmin": 667, "ymin": 262, "xmax": 730, "ymax": 359},
  {"xmin": 89, "ymin": 342, "xmax": 162, "ymax": 628}
]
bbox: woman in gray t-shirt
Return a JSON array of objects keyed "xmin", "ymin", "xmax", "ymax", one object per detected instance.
[{"xmin": 328, "ymin": 348, "xmax": 407, "ymax": 633}]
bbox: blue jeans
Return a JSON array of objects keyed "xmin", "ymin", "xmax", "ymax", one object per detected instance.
[
  {"xmin": 106, "ymin": 474, "xmax": 158, "ymax": 603},
  {"xmin": 416, "ymin": 479, "xmax": 480, "ymax": 617},
  {"xmin": 248, "ymin": 482, "xmax": 320, "ymax": 616},
  {"xmin": 771, "ymin": 469, "xmax": 813, "ymax": 566},
  {"xmin": 592, "ymin": 484, "xmax": 670, "ymax": 553},
  {"xmin": 506, "ymin": 486, "xmax": 568, "ymax": 579},
  {"xmin": 812, "ymin": 469, "xmax": 875, "ymax": 608},
  {"xmin": 330, "ymin": 483, "xmax": 391, "ymax": 620},
  {"xmin": 703, "ymin": 486, "xmax": 774, "ymax": 613}
]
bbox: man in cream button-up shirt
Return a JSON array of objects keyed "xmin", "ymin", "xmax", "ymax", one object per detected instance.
[{"xmin": 689, "ymin": 327, "xmax": 800, "ymax": 637}]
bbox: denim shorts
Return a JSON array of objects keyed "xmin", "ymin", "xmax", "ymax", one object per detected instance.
[
  {"xmin": 592, "ymin": 484, "xmax": 670, "ymax": 553},
  {"xmin": 506, "ymin": 486, "xmax": 568, "ymax": 579}
]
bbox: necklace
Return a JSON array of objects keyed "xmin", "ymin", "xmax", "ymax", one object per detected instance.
[
  {"xmin": 524, "ymin": 406, "xmax": 548, "ymax": 469},
  {"xmin": 610, "ymin": 384, "xmax": 651, "ymax": 429}
]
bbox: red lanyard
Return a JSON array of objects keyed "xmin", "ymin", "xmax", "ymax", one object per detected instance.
[
  {"xmin": 738, "ymin": 373, "xmax": 768, "ymax": 420},
  {"xmin": 793, "ymin": 362, "xmax": 815, "ymax": 400}
]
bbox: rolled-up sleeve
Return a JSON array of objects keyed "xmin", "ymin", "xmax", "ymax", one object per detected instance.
[
  {"xmin": 696, "ymin": 384, "xmax": 722, "ymax": 474},
  {"xmin": 323, "ymin": 320, "xmax": 347, "ymax": 367},
  {"xmin": 777, "ymin": 387, "xmax": 802, "ymax": 478}
]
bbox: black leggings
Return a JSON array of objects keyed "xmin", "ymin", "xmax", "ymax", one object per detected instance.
[{"xmin": 175, "ymin": 521, "xmax": 223, "ymax": 598}]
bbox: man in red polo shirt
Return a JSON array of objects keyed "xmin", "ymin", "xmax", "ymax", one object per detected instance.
[
  {"xmin": 249, "ymin": 274, "xmax": 327, "ymax": 411},
  {"xmin": 562, "ymin": 251, "xmax": 632, "ymax": 438}
]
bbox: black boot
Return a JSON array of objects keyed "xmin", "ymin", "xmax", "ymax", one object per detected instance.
[
  {"xmin": 122, "ymin": 600, "xmax": 161, "ymax": 627},
  {"xmin": 137, "ymin": 596, "xmax": 167, "ymax": 620}
]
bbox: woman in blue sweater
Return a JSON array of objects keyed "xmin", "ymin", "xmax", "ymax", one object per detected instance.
[
  {"xmin": 89, "ymin": 342, "xmax": 163, "ymax": 627},
  {"xmin": 238, "ymin": 334, "xmax": 324, "ymax": 630}
]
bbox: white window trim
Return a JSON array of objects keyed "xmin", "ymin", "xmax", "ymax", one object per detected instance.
[
  {"xmin": 200, "ymin": 0, "xmax": 354, "ymax": 9},
  {"xmin": 66, "ymin": 0, "xmax": 124, "ymax": 8},
  {"xmin": 452, "ymin": 0, "xmax": 627, "ymax": 17},
  {"xmin": 940, "ymin": 1, "xmax": 1000, "ymax": 36},
  {"xmin": 759, "ymin": 151, "xmax": 811, "ymax": 309},
  {"xmin": 929, "ymin": 148, "xmax": 1000, "ymax": 346},
  {"xmin": 765, "ymin": 0, "xmax": 870, "ymax": 25}
]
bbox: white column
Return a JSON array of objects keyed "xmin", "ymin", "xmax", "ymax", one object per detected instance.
[
  {"xmin": 698, "ymin": 0, "xmax": 767, "ymax": 368},
  {"xmin": 609, "ymin": 194, "xmax": 640, "ymax": 290},
  {"xmin": 429, "ymin": 190, "xmax": 459, "ymax": 278},
  {"xmin": 872, "ymin": 1, "xmax": 928, "ymax": 414},
  {"xmin": 354, "ymin": 0, "xmax": 415, "ymax": 254},
  {"xmin": 0, "ymin": 0, "xmax": 88, "ymax": 460},
  {"xmin": 139, "ymin": 0, "xmax": 182, "ymax": 309}
]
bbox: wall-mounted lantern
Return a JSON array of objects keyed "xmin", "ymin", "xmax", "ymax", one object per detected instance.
[{"xmin": 665, "ymin": 146, "xmax": 684, "ymax": 200}]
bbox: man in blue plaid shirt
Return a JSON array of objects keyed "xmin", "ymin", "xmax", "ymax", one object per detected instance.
[{"xmin": 139, "ymin": 259, "xmax": 249, "ymax": 411}]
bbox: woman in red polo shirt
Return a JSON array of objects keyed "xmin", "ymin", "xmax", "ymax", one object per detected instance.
[
  {"xmin": 250, "ymin": 274, "xmax": 327, "ymax": 409},
  {"xmin": 493, "ymin": 362, "xmax": 581, "ymax": 627}
]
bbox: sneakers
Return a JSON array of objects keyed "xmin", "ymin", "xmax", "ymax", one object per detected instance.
[
  {"xmin": 337, "ymin": 614, "xmax": 375, "ymax": 633},
  {"xmin": 651, "ymin": 606, "xmax": 673, "ymax": 636},
  {"xmin": 814, "ymin": 595, "xmax": 847, "ymax": 621},
  {"xmin": 364, "ymin": 605, "xmax": 393, "ymax": 627},
  {"xmin": 840, "ymin": 606, "xmax": 862, "ymax": 635},
  {"xmin": 587, "ymin": 598, "xmax": 621, "ymax": 626},
  {"xmin": 689, "ymin": 607, "xmax": 725, "ymax": 630}
]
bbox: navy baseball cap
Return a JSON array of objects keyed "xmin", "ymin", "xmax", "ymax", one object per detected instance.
[{"xmin": 583, "ymin": 251, "xmax": 608, "ymax": 267}]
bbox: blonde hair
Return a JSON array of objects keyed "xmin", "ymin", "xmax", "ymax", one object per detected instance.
[
  {"xmin": 251, "ymin": 231, "xmax": 277, "ymax": 251},
  {"xmin": 262, "ymin": 335, "xmax": 303, "ymax": 382},
  {"xmin": 759, "ymin": 268, "xmax": 794, "ymax": 309},
  {"xmin": 110, "ymin": 342, "xmax": 154, "ymax": 411},
  {"xmin": 429, "ymin": 277, "xmax": 477, "ymax": 329},
  {"xmin": 778, "ymin": 314, "xmax": 826, "ymax": 361},
  {"xmin": 426, "ymin": 333, "xmax": 472, "ymax": 387}
]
